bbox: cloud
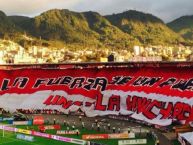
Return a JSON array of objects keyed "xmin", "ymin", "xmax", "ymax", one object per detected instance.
[
  {"xmin": 73, "ymin": 0, "xmax": 193, "ymax": 22},
  {"xmin": 150, "ymin": 0, "xmax": 193, "ymax": 22},
  {"xmin": 0, "ymin": 0, "xmax": 192, "ymax": 22},
  {"xmin": 0, "ymin": 0, "xmax": 80, "ymax": 16}
]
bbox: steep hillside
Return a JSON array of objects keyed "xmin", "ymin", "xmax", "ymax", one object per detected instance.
[
  {"xmin": 83, "ymin": 11, "xmax": 139, "ymax": 48},
  {"xmin": 0, "ymin": 11, "xmax": 16, "ymax": 37},
  {"xmin": 168, "ymin": 15, "xmax": 193, "ymax": 40},
  {"xmin": 12, "ymin": 9, "xmax": 139, "ymax": 48},
  {"xmin": 106, "ymin": 10, "xmax": 183, "ymax": 45},
  {"xmin": 0, "ymin": 9, "xmax": 187, "ymax": 48}
]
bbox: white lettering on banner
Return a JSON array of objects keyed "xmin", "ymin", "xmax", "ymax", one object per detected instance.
[
  {"xmin": 118, "ymin": 139, "xmax": 147, "ymax": 145},
  {"xmin": 1, "ymin": 90, "xmax": 193, "ymax": 126},
  {"xmin": 57, "ymin": 130, "xmax": 79, "ymax": 135}
]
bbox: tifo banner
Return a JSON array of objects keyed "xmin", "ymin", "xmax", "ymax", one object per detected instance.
[
  {"xmin": 33, "ymin": 116, "xmax": 44, "ymax": 125},
  {"xmin": 1, "ymin": 68, "xmax": 193, "ymax": 125}
]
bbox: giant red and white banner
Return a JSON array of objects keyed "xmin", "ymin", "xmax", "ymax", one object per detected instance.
[{"xmin": 1, "ymin": 67, "xmax": 193, "ymax": 126}]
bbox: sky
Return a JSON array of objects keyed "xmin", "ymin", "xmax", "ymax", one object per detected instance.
[{"xmin": 0, "ymin": 0, "xmax": 192, "ymax": 22}]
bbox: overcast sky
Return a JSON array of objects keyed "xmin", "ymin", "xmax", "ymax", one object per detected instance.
[{"xmin": 0, "ymin": 0, "xmax": 192, "ymax": 22}]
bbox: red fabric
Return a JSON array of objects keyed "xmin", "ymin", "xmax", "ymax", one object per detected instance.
[{"xmin": 0, "ymin": 67, "xmax": 193, "ymax": 98}]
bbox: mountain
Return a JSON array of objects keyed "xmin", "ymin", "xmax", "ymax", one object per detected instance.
[
  {"xmin": 106, "ymin": 10, "xmax": 183, "ymax": 45},
  {"xmin": 11, "ymin": 9, "xmax": 139, "ymax": 48},
  {"xmin": 0, "ymin": 9, "xmax": 186, "ymax": 48},
  {"xmin": 0, "ymin": 11, "xmax": 17, "ymax": 37},
  {"xmin": 168, "ymin": 15, "xmax": 193, "ymax": 40},
  {"xmin": 8, "ymin": 16, "xmax": 33, "ymax": 31},
  {"xmin": 31, "ymin": 9, "xmax": 98, "ymax": 44},
  {"xmin": 83, "ymin": 11, "xmax": 139, "ymax": 48}
]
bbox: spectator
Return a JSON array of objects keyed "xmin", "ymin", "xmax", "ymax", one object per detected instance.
[
  {"xmin": 91, "ymin": 123, "xmax": 94, "ymax": 130},
  {"xmin": 63, "ymin": 120, "xmax": 66, "ymax": 126},
  {"xmin": 97, "ymin": 124, "xmax": 100, "ymax": 132},
  {"xmin": 108, "ymin": 53, "xmax": 115, "ymax": 62},
  {"xmin": 82, "ymin": 122, "xmax": 85, "ymax": 129},
  {"xmin": 118, "ymin": 127, "xmax": 121, "ymax": 133},
  {"xmin": 128, "ymin": 127, "xmax": 131, "ymax": 133},
  {"xmin": 46, "ymin": 118, "xmax": 49, "ymax": 124},
  {"xmin": 76, "ymin": 130, "xmax": 79, "ymax": 136},
  {"xmin": 53, "ymin": 118, "xmax": 56, "ymax": 125},
  {"xmin": 155, "ymin": 140, "xmax": 159, "ymax": 145},
  {"xmin": 103, "ymin": 126, "xmax": 106, "ymax": 131},
  {"xmin": 72, "ymin": 125, "xmax": 75, "ymax": 130},
  {"xmin": 113, "ymin": 127, "xmax": 116, "ymax": 133},
  {"xmin": 79, "ymin": 116, "xmax": 82, "ymax": 121},
  {"xmin": 95, "ymin": 119, "xmax": 98, "ymax": 125},
  {"xmin": 108, "ymin": 123, "xmax": 111, "ymax": 130}
]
